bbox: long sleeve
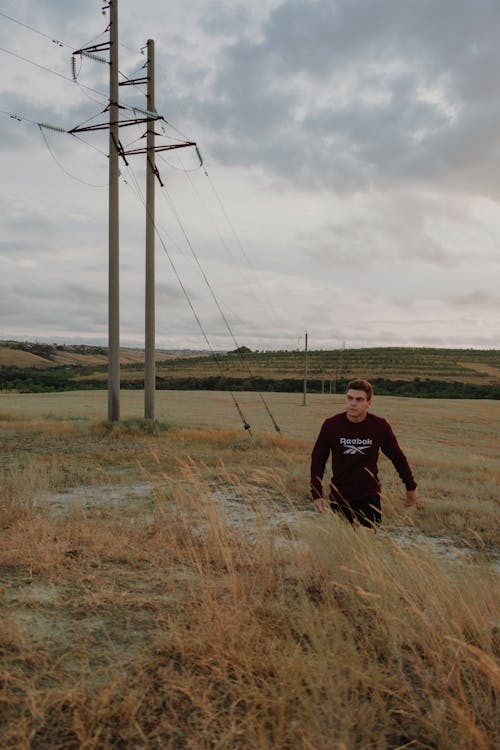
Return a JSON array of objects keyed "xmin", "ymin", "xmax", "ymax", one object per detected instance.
[
  {"xmin": 310, "ymin": 421, "xmax": 331, "ymax": 499},
  {"xmin": 381, "ymin": 422, "xmax": 417, "ymax": 490}
]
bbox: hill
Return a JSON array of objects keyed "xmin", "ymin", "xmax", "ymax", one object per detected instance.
[
  {"xmin": 0, "ymin": 341, "xmax": 200, "ymax": 369},
  {"xmin": 150, "ymin": 346, "xmax": 500, "ymax": 385},
  {"xmin": 0, "ymin": 341, "xmax": 499, "ymax": 398}
]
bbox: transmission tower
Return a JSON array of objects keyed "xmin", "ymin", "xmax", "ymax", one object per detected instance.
[{"xmin": 70, "ymin": 0, "xmax": 197, "ymax": 422}]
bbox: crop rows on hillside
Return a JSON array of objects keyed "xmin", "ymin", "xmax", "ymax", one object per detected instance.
[
  {"xmin": 1, "ymin": 346, "xmax": 499, "ymax": 397},
  {"xmin": 147, "ymin": 348, "xmax": 500, "ymax": 385}
]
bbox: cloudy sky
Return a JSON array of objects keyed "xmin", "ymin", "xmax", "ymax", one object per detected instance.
[{"xmin": 1, "ymin": 0, "xmax": 499, "ymax": 351}]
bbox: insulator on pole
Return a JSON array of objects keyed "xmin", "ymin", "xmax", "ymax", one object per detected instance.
[
  {"xmin": 38, "ymin": 122, "xmax": 68, "ymax": 133},
  {"xmin": 81, "ymin": 50, "xmax": 109, "ymax": 64},
  {"xmin": 132, "ymin": 105, "xmax": 158, "ymax": 119}
]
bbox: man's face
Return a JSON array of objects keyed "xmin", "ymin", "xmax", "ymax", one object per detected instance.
[{"xmin": 345, "ymin": 389, "xmax": 371, "ymax": 422}]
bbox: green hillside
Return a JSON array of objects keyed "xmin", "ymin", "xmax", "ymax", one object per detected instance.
[
  {"xmin": 0, "ymin": 342, "xmax": 499, "ymax": 398},
  {"xmin": 150, "ymin": 347, "xmax": 500, "ymax": 398},
  {"xmin": 151, "ymin": 347, "xmax": 500, "ymax": 385}
]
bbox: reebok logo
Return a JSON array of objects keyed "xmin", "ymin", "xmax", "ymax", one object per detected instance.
[{"xmin": 340, "ymin": 437, "xmax": 373, "ymax": 455}]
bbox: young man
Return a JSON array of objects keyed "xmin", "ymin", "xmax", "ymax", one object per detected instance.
[{"xmin": 310, "ymin": 379, "xmax": 417, "ymax": 527}]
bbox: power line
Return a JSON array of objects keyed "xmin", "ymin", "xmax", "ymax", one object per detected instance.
[
  {"xmin": 122, "ymin": 162, "xmax": 252, "ymax": 434},
  {"xmin": 68, "ymin": 106, "xmax": 109, "ymax": 134},
  {"xmin": 158, "ymin": 180, "xmax": 281, "ymax": 433},
  {"xmin": 164, "ymin": 147, "xmax": 290, "ymax": 349},
  {"xmin": 1, "ymin": 7, "xmax": 279, "ymax": 432},
  {"xmin": 202, "ymin": 166, "xmax": 288, "ymax": 333},
  {"xmin": 38, "ymin": 125, "xmax": 108, "ymax": 188},
  {"xmin": 165, "ymin": 153, "xmax": 268, "ymax": 305},
  {"xmin": 0, "ymin": 7, "xmax": 111, "ymax": 55},
  {"xmin": 0, "ymin": 10, "xmax": 163, "ymax": 108},
  {"xmin": 0, "ymin": 45, "xmax": 164, "ymax": 119},
  {"xmin": 0, "ymin": 14, "xmax": 194, "ymax": 156},
  {"xmin": 0, "ymin": 9, "xmax": 70, "ymax": 48},
  {"xmin": 0, "ymin": 108, "xmax": 37, "ymax": 127},
  {"xmin": 0, "ymin": 44, "xmax": 108, "ymax": 99},
  {"xmin": 0, "ymin": 106, "xmax": 110, "ymax": 184},
  {"xmin": 70, "ymin": 131, "xmax": 109, "ymax": 159},
  {"xmin": 0, "ymin": 9, "xmax": 131, "ymax": 80},
  {"xmin": 157, "ymin": 118, "xmax": 194, "ymax": 147}
]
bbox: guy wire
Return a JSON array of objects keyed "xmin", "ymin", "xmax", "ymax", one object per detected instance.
[
  {"xmin": 38, "ymin": 125, "xmax": 108, "ymax": 187},
  {"xmin": 160, "ymin": 183, "xmax": 281, "ymax": 433},
  {"xmin": 122, "ymin": 163, "xmax": 253, "ymax": 436}
]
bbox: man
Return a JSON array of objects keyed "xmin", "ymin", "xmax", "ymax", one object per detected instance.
[{"xmin": 310, "ymin": 379, "xmax": 417, "ymax": 527}]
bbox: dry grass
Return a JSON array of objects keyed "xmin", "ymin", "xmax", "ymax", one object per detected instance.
[{"xmin": 0, "ymin": 392, "xmax": 499, "ymax": 748}]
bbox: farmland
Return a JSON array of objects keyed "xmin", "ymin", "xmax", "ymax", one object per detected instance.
[{"xmin": 1, "ymin": 341, "xmax": 500, "ymax": 398}]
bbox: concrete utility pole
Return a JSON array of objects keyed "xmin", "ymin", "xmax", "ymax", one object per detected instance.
[
  {"xmin": 72, "ymin": 3, "xmax": 198, "ymax": 424},
  {"xmin": 108, "ymin": 0, "xmax": 120, "ymax": 422},
  {"xmin": 332, "ymin": 340, "xmax": 345, "ymax": 394},
  {"xmin": 303, "ymin": 331, "xmax": 308, "ymax": 406},
  {"xmin": 144, "ymin": 39, "xmax": 156, "ymax": 421}
]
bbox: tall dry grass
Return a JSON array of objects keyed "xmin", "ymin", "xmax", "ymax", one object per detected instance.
[
  {"xmin": 1, "ymin": 430, "xmax": 498, "ymax": 749},
  {"xmin": 1, "ymin": 398, "xmax": 499, "ymax": 748}
]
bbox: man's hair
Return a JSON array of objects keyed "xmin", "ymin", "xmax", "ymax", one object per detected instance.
[{"xmin": 346, "ymin": 379, "xmax": 373, "ymax": 400}]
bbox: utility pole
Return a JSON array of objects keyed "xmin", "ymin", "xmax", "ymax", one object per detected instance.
[
  {"xmin": 144, "ymin": 39, "xmax": 155, "ymax": 421},
  {"xmin": 303, "ymin": 331, "xmax": 308, "ymax": 406},
  {"xmin": 108, "ymin": 0, "xmax": 120, "ymax": 422},
  {"xmin": 333, "ymin": 340, "xmax": 346, "ymax": 395},
  {"xmin": 71, "ymin": 2, "xmax": 198, "ymax": 424}
]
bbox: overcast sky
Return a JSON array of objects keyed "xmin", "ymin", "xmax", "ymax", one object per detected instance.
[{"xmin": 1, "ymin": 0, "xmax": 499, "ymax": 351}]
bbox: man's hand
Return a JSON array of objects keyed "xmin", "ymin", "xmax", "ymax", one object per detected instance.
[
  {"xmin": 313, "ymin": 497, "xmax": 330, "ymax": 514},
  {"xmin": 405, "ymin": 489, "xmax": 417, "ymax": 506}
]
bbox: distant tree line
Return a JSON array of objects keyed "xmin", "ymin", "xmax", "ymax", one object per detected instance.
[
  {"xmin": 1, "ymin": 366, "xmax": 499, "ymax": 399},
  {"xmin": 0, "ymin": 366, "xmax": 95, "ymax": 393},
  {"xmin": 154, "ymin": 376, "xmax": 500, "ymax": 399}
]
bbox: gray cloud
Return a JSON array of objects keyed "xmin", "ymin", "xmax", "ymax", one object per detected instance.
[
  {"xmin": 446, "ymin": 290, "xmax": 499, "ymax": 309},
  {"xmin": 1, "ymin": 1, "xmax": 499, "ymax": 351},
  {"xmin": 0, "ymin": 282, "xmax": 107, "ymax": 330},
  {"xmin": 167, "ymin": 0, "xmax": 500, "ymax": 195},
  {"xmin": 1, "ymin": 0, "xmax": 102, "ymax": 43}
]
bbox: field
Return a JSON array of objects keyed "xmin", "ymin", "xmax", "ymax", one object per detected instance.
[
  {"xmin": 1, "ymin": 344, "xmax": 500, "ymax": 399},
  {"xmin": 1, "ymin": 390, "xmax": 499, "ymax": 749},
  {"xmin": 146, "ymin": 347, "xmax": 500, "ymax": 385}
]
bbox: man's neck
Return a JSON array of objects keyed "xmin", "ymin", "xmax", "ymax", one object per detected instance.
[{"xmin": 346, "ymin": 413, "xmax": 368, "ymax": 424}]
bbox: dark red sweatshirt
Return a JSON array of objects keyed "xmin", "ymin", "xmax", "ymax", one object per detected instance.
[{"xmin": 310, "ymin": 411, "xmax": 417, "ymax": 503}]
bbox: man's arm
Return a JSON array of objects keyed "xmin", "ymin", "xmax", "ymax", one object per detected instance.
[
  {"xmin": 381, "ymin": 421, "xmax": 417, "ymax": 501},
  {"xmin": 310, "ymin": 422, "xmax": 331, "ymax": 513}
]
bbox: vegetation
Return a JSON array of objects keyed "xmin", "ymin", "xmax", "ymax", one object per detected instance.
[
  {"xmin": 2, "ymin": 368, "xmax": 500, "ymax": 399},
  {"xmin": 1, "ymin": 344, "xmax": 499, "ymax": 398},
  {"xmin": 3, "ymin": 340, "xmax": 108, "ymax": 359},
  {"xmin": 0, "ymin": 365, "xmax": 84, "ymax": 393},
  {"xmin": 0, "ymin": 393, "xmax": 498, "ymax": 748}
]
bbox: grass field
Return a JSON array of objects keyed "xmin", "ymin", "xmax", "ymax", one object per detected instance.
[{"xmin": 1, "ymin": 390, "xmax": 499, "ymax": 749}]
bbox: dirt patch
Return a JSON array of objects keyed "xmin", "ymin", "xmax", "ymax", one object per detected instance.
[
  {"xmin": 381, "ymin": 526, "xmax": 500, "ymax": 571},
  {"xmin": 40, "ymin": 482, "xmax": 155, "ymax": 519},
  {"xmin": 35, "ymin": 481, "xmax": 500, "ymax": 572}
]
